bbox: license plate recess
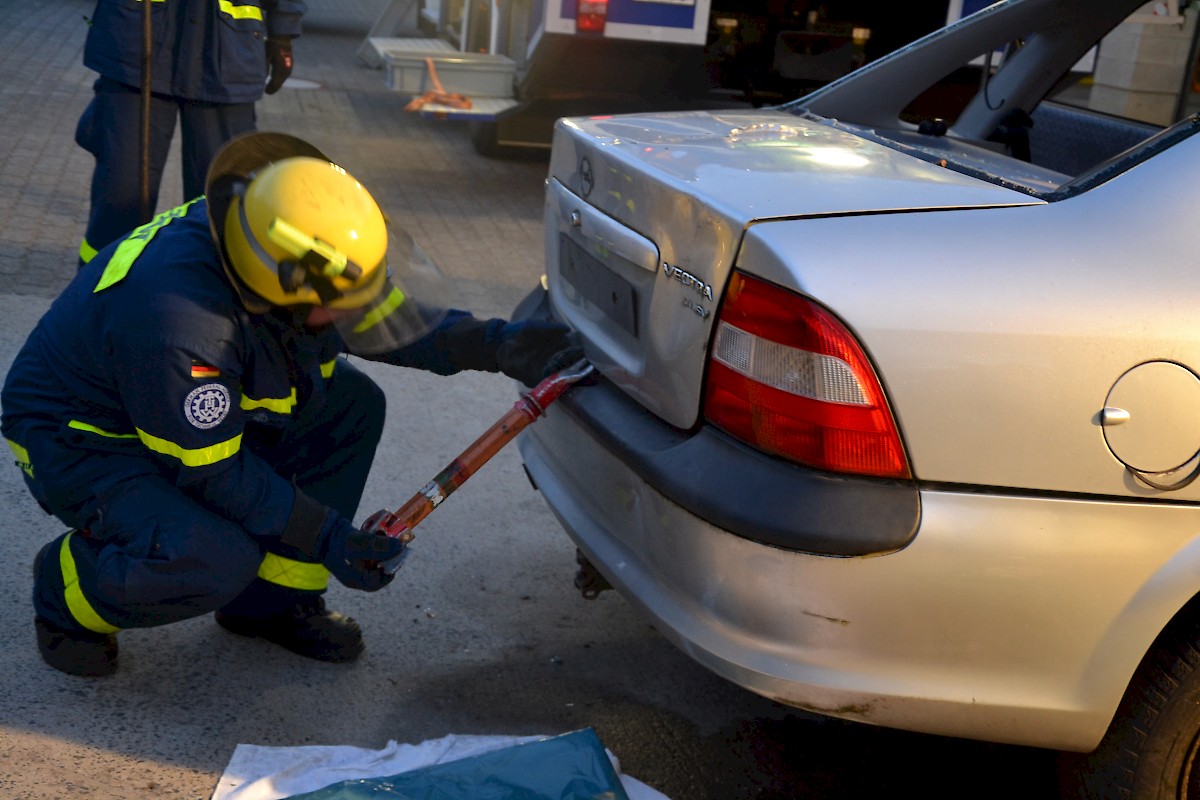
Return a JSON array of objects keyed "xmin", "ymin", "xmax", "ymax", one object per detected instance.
[{"xmin": 559, "ymin": 233, "xmax": 639, "ymax": 338}]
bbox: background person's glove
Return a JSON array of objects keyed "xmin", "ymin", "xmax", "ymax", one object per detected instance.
[
  {"xmin": 495, "ymin": 320, "xmax": 584, "ymax": 386},
  {"xmin": 320, "ymin": 516, "xmax": 407, "ymax": 592},
  {"xmin": 265, "ymin": 36, "xmax": 294, "ymax": 94}
]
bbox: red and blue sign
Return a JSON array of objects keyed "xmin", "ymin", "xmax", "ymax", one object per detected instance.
[{"xmin": 558, "ymin": 0, "xmax": 698, "ymax": 30}]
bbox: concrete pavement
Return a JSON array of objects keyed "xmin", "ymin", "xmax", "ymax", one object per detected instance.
[
  {"xmin": 0, "ymin": 2, "xmax": 792, "ymax": 798},
  {"xmin": 0, "ymin": 0, "xmax": 550, "ymax": 318},
  {"xmin": 0, "ymin": 3, "xmax": 1094, "ymax": 799}
]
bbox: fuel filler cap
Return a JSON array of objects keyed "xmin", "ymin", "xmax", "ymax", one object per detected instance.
[{"xmin": 1102, "ymin": 361, "xmax": 1200, "ymax": 475}]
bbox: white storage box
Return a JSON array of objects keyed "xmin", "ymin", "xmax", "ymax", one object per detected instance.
[{"xmin": 385, "ymin": 52, "xmax": 516, "ymax": 97}]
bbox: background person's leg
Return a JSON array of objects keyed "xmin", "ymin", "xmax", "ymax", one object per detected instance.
[
  {"xmin": 178, "ymin": 99, "xmax": 256, "ymax": 202},
  {"xmin": 75, "ymin": 77, "xmax": 177, "ymax": 264}
]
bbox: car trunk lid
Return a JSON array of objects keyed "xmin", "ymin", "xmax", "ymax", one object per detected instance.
[{"xmin": 545, "ymin": 108, "xmax": 1042, "ymax": 429}]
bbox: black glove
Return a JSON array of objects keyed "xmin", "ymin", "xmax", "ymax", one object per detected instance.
[
  {"xmin": 282, "ymin": 489, "xmax": 406, "ymax": 592},
  {"xmin": 495, "ymin": 320, "xmax": 584, "ymax": 386},
  {"xmin": 320, "ymin": 516, "xmax": 407, "ymax": 592},
  {"xmin": 265, "ymin": 36, "xmax": 294, "ymax": 95}
]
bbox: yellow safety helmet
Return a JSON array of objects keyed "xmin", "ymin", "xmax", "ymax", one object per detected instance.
[
  {"xmin": 224, "ymin": 156, "xmax": 389, "ymax": 309},
  {"xmin": 206, "ymin": 132, "xmax": 446, "ymax": 352}
]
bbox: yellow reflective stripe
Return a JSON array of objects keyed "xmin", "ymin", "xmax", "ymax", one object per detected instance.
[
  {"xmin": 66, "ymin": 420, "xmax": 239, "ymax": 467},
  {"xmin": 320, "ymin": 358, "xmax": 338, "ymax": 379},
  {"xmin": 219, "ymin": 0, "xmax": 263, "ymax": 20},
  {"xmin": 352, "ymin": 286, "xmax": 406, "ymax": 334},
  {"xmin": 240, "ymin": 388, "xmax": 297, "ymax": 415},
  {"xmin": 136, "ymin": 428, "xmax": 242, "ymax": 467},
  {"xmin": 94, "ymin": 198, "xmax": 201, "ymax": 293},
  {"xmin": 79, "ymin": 237, "xmax": 98, "ymax": 265},
  {"xmin": 60, "ymin": 533, "xmax": 120, "ymax": 634},
  {"xmin": 68, "ymin": 420, "xmax": 139, "ymax": 439},
  {"xmin": 257, "ymin": 553, "xmax": 330, "ymax": 591},
  {"xmin": 5, "ymin": 438, "xmax": 34, "ymax": 479}
]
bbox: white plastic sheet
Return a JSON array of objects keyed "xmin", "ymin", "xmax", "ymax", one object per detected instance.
[{"xmin": 212, "ymin": 732, "xmax": 670, "ymax": 800}]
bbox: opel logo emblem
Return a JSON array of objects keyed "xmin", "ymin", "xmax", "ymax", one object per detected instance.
[{"xmin": 580, "ymin": 157, "xmax": 594, "ymax": 199}]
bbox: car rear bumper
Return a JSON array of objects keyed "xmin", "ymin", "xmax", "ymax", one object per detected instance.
[
  {"xmin": 515, "ymin": 287, "xmax": 1199, "ymax": 752},
  {"xmin": 520, "ymin": 405, "xmax": 1132, "ymax": 751}
]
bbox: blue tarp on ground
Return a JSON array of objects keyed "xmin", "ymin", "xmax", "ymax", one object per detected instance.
[{"xmin": 288, "ymin": 728, "xmax": 631, "ymax": 800}]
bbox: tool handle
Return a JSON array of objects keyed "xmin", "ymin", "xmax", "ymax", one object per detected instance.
[{"xmin": 365, "ymin": 359, "xmax": 594, "ymax": 543}]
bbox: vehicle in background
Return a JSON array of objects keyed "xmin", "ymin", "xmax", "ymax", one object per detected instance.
[
  {"xmin": 513, "ymin": 0, "xmax": 1200, "ymax": 797},
  {"xmin": 360, "ymin": 1, "xmax": 957, "ymax": 155}
]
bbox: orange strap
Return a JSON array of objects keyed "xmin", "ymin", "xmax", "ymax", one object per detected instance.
[{"xmin": 404, "ymin": 57, "xmax": 474, "ymax": 111}]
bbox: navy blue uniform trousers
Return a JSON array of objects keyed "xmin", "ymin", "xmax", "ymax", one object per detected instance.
[
  {"xmin": 28, "ymin": 359, "xmax": 386, "ymax": 632},
  {"xmin": 75, "ymin": 76, "xmax": 256, "ymax": 261}
]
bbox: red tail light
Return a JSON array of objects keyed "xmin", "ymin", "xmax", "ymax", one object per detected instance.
[
  {"xmin": 703, "ymin": 272, "xmax": 910, "ymax": 479},
  {"xmin": 577, "ymin": 0, "xmax": 608, "ymax": 33}
]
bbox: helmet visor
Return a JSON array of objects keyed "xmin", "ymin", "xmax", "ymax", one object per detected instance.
[{"xmin": 329, "ymin": 228, "xmax": 448, "ymax": 354}]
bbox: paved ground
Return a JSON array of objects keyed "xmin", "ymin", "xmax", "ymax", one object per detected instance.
[
  {"xmin": 0, "ymin": 0, "xmax": 548, "ymax": 318},
  {"xmin": 0, "ymin": 3, "xmax": 1078, "ymax": 799},
  {"xmin": 0, "ymin": 2, "xmax": 756, "ymax": 798},
  {"xmin": 4, "ymin": 3, "xmax": 897, "ymax": 799}
]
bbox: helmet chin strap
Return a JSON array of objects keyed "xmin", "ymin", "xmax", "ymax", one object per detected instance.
[{"xmin": 268, "ymin": 304, "xmax": 313, "ymax": 329}]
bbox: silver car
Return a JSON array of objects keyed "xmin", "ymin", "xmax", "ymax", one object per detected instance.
[{"xmin": 514, "ymin": 0, "xmax": 1200, "ymax": 797}]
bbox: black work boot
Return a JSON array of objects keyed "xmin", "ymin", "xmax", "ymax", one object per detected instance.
[
  {"xmin": 35, "ymin": 616, "xmax": 119, "ymax": 677},
  {"xmin": 215, "ymin": 593, "xmax": 364, "ymax": 663},
  {"xmin": 33, "ymin": 539, "xmax": 119, "ymax": 677}
]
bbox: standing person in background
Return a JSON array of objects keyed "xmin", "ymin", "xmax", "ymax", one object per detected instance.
[{"xmin": 76, "ymin": 0, "xmax": 304, "ymax": 266}]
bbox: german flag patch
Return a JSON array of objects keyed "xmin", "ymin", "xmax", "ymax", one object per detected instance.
[{"xmin": 190, "ymin": 362, "xmax": 221, "ymax": 379}]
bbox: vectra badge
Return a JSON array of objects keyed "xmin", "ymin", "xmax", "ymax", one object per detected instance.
[
  {"xmin": 662, "ymin": 262, "xmax": 713, "ymax": 301},
  {"xmin": 662, "ymin": 261, "xmax": 713, "ymax": 319}
]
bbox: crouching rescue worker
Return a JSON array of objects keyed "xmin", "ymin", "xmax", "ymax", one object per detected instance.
[{"xmin": 1, "ymin": 132, "xmax": 583, "ymax": 677}]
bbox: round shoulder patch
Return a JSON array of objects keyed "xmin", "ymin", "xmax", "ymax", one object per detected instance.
[{"xmin": 184, "ymin": 383, "xmax": 232, "ymax": 430}]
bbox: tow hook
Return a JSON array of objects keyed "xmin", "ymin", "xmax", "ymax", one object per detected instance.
[{"xmin": 574, "ymin": 549, "xmax": 612, "ymax": 599}]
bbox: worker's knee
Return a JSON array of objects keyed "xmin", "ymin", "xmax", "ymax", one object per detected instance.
[
  {"xmin": 87, "ymin": 477, "xmax": 263, "ymax": 618},
  {"xmin": 331, "ymin": 358, "xmax": 386, "ymax": 441}
]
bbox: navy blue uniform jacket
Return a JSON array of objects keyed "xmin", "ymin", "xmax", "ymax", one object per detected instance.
[
  {"xmin": 83, "ymin": 0, "xmax": 307, "ymax": 103},
  {"xmin": 1, "ymin": 199, "xmax": 500, "ymax": 543}
]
